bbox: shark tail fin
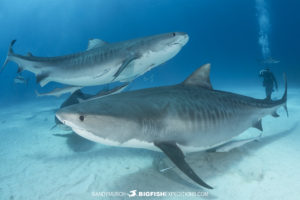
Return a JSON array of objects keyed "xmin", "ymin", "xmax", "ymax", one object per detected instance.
[
  {"xmin": 0, "ymin": 40, "xmax": 16, "ymax": 73},
  {"xmin": 281, "ymin": 73, "xmax": 288, "ymax": 117}
]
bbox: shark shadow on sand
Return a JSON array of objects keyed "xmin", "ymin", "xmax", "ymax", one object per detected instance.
[
  {"xmin": 53, "ymin": 133, "xmax": 96, "ymax": 152},
  {"xmin": 108, "ymin": 124, "xmax": 298, "ymax": 195}
]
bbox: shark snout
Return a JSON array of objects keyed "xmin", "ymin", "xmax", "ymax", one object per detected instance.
[
  {"xmin": 56, "ymin": 110, "xmax": 73, "ymax": 126},
  {"xmin": 55, "ymin": 111, "xmax": 66, "ymax": 125},
  {"xmin": 171, "ymin": 32, "xmax": 189, "ymax": 46}
]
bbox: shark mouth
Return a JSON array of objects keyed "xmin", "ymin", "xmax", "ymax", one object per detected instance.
[{"xmin": 168, "ymin": 42, "xmax": 181, "ymax": 47}]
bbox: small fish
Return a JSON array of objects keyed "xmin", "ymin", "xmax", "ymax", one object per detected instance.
[
  {"xmin": 14, "ymin": 75, "xmax": 28, "ymax": 85},
  {"xmin": 77, "ymin": 83, "xmax": 129, "ymax": 102},
  {"xmin": 35, "ymin": 86, "xmax": 82, "ymax": 98},
  {"xmin": 259, "ymin": 57, "xmax": 280, "ymax": 65}
]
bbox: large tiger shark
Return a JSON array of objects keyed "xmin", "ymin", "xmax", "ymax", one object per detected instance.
[
  {"xmin": 56, "ymin": 64, "xmax": 288, "ymax": 189},
  {"xmin": 0, "ymin": 32, "xmax": 188, "ymax": 87}
]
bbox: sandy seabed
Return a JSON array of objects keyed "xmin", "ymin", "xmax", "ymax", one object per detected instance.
[{"xmin": 0, "ymin": 87, "xmax": 299, "ymax": 200}]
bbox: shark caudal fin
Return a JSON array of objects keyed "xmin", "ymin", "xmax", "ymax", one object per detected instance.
[
  {"xmin": 282, "ymin": 73, "xmax": 288, "ymax": 117},
  {"xmin": 0, "ymin": 40, "xmax": 16, "ymax": 73}
]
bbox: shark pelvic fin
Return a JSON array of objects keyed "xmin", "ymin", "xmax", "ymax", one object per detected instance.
[
  {"xmin": 252, "ymin": 119, "xmax": 263, "ymax": 131},
  {"xmin": 154, "ymin": 141, "xmax": 213, "ymax": 189},
  {"xmin": 87, "ymin": 39, "xmax": 108, "ymax": 50},
  {"xmin": 36, "ymin": 73, "xmax": 49, "ymax": 87},
  {"xmin": 182, "ymin": 63, "xmax": 213, "ymax": 89}
]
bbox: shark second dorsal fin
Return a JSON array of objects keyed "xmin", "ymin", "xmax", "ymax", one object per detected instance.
[
  {"xmin": 182, "ymin": 63, "xmax": 213, "ymax": 89},
  {"xmin": 87, "ymin": 38, "xmax": 108, "ymax": 50}
]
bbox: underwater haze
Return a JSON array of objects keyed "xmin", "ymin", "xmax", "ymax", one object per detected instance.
[{"xmin": 0, "ymin": 0, "xmax": 300, "ymax": 200}]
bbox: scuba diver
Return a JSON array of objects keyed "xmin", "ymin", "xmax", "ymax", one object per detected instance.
[{"xmin": 259, "ymin": 68, "xmax": 278, "ymax": 100}]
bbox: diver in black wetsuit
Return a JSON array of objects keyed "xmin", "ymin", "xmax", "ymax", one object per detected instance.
[{"xmin": 259, "ymin": 68, "xmax": 278, "ymax": 100}]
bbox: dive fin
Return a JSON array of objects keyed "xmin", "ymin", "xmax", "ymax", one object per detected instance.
[
  {"xmin": 113, "ymin": 56, "xmax": 140, "ymax": 80},
  {"xmin": 0, "ymin": 40, "xmax": 16, "ymax": 73},
  {"xmin": 154, "ymin": 142, "xmax": 213, "ymax": 189},
  {"xmin": 36, "ymin": 73, "xmax": 49, "ymax": 87},
  {"xmin": 182, "ymin": 63, "xmax": 213, "ymax": 89},
  {"xmin": 252, "ymin": 119, "xmax": 263, "ymax": 131},
  {"xmin": 87, "ymin": 38, "xmax": 108, "ymax": 50}
]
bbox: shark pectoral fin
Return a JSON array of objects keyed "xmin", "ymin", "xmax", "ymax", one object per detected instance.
[
  {"xmin": 113, "ymin": 56, "xmax": 140, "ymax": 80},
  {"xmin": 252, "ymin": 119, "xmax": 263, "ymax": 131},
  {"xmin": 154, "ymin": 142, "xmax": 213, "ymax": 189},
  {"xmin": 87, "ymin": 39, "xmax": 108, "ymax": 50},
  {"xmin": 36, "ymin": 73, "xmax": 49, "ymax": 87}
]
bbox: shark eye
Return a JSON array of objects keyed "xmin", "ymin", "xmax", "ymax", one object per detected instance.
[
  {"xmin": 172, "ymin": 33, "xmax": 176, "ymax": 37},
  {"xmin": 79, "ymin": 115, "xmax": 85, "ymax": 122}
]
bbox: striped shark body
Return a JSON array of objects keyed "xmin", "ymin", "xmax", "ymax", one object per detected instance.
[
  {"xmin": 56, "ymin": 63, "xmax": 287, "ymax": 189},
  {"xmin": 1, "ymin": 32, "xmax": 188, "ymax": 87}
]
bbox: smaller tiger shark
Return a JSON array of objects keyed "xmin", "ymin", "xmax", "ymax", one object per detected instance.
[
  {"xmin": 56, "ymin": 64, "xmax": 288, "ymax": 189},
  {"xmin": 1, "ymin": 32, "xmax": 188, "ymax": 87}
]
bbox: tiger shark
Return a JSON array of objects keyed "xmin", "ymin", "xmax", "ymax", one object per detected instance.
[
  {"xmin": 0, "ymin": 32, "xmax": 188, "ymax": 87},
  {"xmin": 56, "ymin": 64, "xmax": 288, "ymax": 189}
]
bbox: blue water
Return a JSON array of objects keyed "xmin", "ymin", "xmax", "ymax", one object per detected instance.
[
  {"xmin": 0, "ymin": 1, "xmax": 299, "ymax": 199},
  {"xmin": 0, "ymin": 0, "xmax": 299, "ymax": 103}
]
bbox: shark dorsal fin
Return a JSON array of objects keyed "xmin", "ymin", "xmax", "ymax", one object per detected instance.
[
  {"xmin": 87, "ymin": 38, "xmax": 108, "ymax": 50},
  {"xmin": 182, "ymin": 63, "xmax": 213, "ymax": 89},
  {"xmin": 27, "ymin": 52, "xmax": 33, "ymax": 57}
]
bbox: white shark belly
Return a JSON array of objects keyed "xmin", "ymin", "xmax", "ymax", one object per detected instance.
[
  {"xmin": 73, "ymin": 125, "xmax": 238, "ymax": 154},
  {"xmin": 73, "ymin": 127, "xmax": 160, "ymax": 151},
  {"xmin": 115, "ymin": 47, "xmax": 182, "ymax": 81},
  {"xmin": 51, "ymin": 64, "xmax": 119, "ymax": 86}
]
